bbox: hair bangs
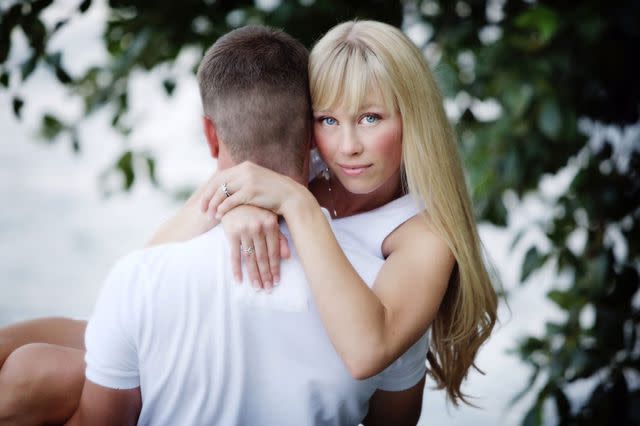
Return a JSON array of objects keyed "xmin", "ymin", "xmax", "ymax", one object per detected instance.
[{"xmin": 311, "ymin": 43, "xmax": 397, "ymax": 116}]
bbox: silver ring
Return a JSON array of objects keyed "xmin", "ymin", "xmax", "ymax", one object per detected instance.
[
  {"xmin": 241, "ymin": 245, "xmax": 255, "ymax": 256},
  {"xmin": 222, "ymin": 182, "xmax": 231, "ymax": 198}
]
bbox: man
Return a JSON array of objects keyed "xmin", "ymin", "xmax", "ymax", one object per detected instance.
[{"xmin": 10, "ymin": 26, "xmax": 426, "ymax": 425}]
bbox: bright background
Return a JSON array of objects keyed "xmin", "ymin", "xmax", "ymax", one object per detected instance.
[{"xmin": 1, "ymin": 1, "xmax": 624, "ymax": 424}]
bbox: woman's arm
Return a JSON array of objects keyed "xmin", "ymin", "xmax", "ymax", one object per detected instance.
[
  {"xmin": 283, "ymin": 196, "xmax": 453, "ymax": 378},
  {"xmin": 146, "ymin": 183, "xmax": 218, "ymax": 247},
  {"xmin": 205, "ymin": 162, "xmax": 455, "ymax": 378},
  {"xmin": 146, "ymin": 177, "xmax": 289, "ymax": 289}
]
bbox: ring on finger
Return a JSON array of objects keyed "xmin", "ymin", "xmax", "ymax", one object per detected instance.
[
  {"xmin": 222, "ymin": 182, "xmax": 231, "ymax": 198},
  {"xmin": 241, "ymin": 244, "xmax": 255, "ymax": 256}
]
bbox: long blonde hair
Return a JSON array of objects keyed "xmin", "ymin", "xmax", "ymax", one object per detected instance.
[{"xmin": 309, "ymin": 20, "xmax": 498, "ymax": 405}]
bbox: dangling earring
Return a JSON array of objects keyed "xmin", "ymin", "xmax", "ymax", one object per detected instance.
[
  {"xmin": 322, "ymin": 166, "xmax": 330, "ymax": 181},
  {"xmin": 323, "ymin": 167, "xmax": 337, "ymax": 218}
]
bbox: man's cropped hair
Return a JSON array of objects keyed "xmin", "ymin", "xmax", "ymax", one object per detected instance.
[{"xmin": 197, "ymin": 25, "xmax": 311, "ymax": 176}]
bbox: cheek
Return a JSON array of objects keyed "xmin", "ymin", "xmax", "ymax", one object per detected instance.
[
  {"xmin": 313, "ymin": 127, "xmax": 335, "ymax": 160},
  {"xmin": 373, "ymin": 126, "xmax": 402, "ymax": 168}
]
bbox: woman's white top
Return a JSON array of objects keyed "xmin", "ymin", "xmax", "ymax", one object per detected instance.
[{"xmin": 85, "ymin": 194, "xmax": 429, "ymax": 426}]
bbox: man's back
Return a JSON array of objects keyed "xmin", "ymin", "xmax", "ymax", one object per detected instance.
[{"xmin": 87, "ymin": 225, "xmax": 383, "ymax": 425}]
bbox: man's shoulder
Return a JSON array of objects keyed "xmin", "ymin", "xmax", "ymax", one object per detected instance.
[
  {"xmin": 108, "ymin": 227, "xmax": 228, "ymax": 286},
  {"xmin": 134, "ymin": 226, "xmax": 226, "ymax": 263}
]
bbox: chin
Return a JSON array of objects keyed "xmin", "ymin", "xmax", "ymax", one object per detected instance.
[{"xmin": 341, "ymin": 180, "xmax": 380, "ymax": 195}]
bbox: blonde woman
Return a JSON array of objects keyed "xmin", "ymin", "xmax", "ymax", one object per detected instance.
[
  {"xmin": 0, "ymin": 20, "xmax": 496, "ymax": 423},
  {"xmin": 196, "ymin": 20, "xmax": 498, "ymax": 405}
]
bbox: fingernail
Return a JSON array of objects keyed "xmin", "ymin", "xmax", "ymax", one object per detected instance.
[
  {"xmin": 253, "ymin": 281, "xmax": 261, "ymax": 291},
  {"xmin": 274, "ymin": 276, "xmax": 280, "ymax": 284},
  {"xmin": 234, "ymin": 275, "xmax": 241, "ymax": 284},
  {"xmin": 266, "ymin": 288, "xmax": 272, "ymax": 294},
  {"xmin": 264, "ymin": 281, "xmax": 271, "ymax": 288}
]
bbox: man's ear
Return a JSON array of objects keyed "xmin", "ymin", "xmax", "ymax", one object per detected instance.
[{"xmin": 202, "ymin": 116, "xmax": 220, "ymax": 158}]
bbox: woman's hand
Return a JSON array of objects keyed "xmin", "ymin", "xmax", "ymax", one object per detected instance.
[
  {"xmin": 221, "ymin": 205, "xmax": 291, "ymax": 291},
  {"xmin": 199, "ymin": 161, "xmax": 307, "ymax": 219}
]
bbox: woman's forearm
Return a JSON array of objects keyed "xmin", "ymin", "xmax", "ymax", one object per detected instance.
[
  {"xmin": 146, "ymin": 187, "xmax": 219, "ymax": 247},
  {"xmin": 282, "ymin": 192, "xmax": 390, "ymax": 378}
]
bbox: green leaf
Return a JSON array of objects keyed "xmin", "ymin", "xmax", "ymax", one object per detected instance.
[
  {"xmin": 516, "ymin": 337, "xmax": 547, "ymax": 360},
  {"xmin": 71, "ymin": 132, "xmax": 81, "ymax": 153},
  {"xmin": 545, "ymin": 321, "xmax": 564, "ymax": 335},
  {"xmin": 45, "ymin": 52, "xmax": 73, "ymax": 84},
  {"xmin": 78, "ymin": 0, "xmax": 92, "ymax": 13},
  {"xmin": 21, "ymin": 55, "xmax": 38, "ymax": 81},
  {"xmin": 162, "ymin": 79, "xmax": 176, "ymax": 95},
  {"xmin": 54, "ymin": 64, "xmax": 72, "ymax": 83},
  {"xmin": 522, "ymin": 399, "xmax": 543, "ymax": 426},
  {"xmin": 22, "ymin": 17, "xmax": 47, "ymax": 54},
  {"xmin": 537, "ymin": 98, "xmax": 561, "ymax": 140},
  {"xmin": 578, "ymin": 253, "xmax": 609, "ymax": 296},
  {"xmin": 31, "ymin": 0, "xmax": 54, "ymax": 14},
  {"xmin": 510, "ymin": 228, "xmax": 527, "ymax": 251},
  {"xmin": 12, "ymin": 96, "xmax": 24, "ymax": 119},
  {"xmin": 433, "ymin": 62, "xmax": 459, "ymax": 98},
  {"xmin": 521, "ymin": 246, "xmax": 548, "ymax": 283},
  {"xmin": 570, "ymin": 349, "xmax": 595, "ymax": 380},
  {"xmin": 547, "ymin": 289, "xmax": 578, "ymax": 310},
  {"xmin": 53, "ymin": 19, "xmax": 69, "ymax": 32},
  {"xmin": 553, "ymin": 388, "xmax": 571, "ymax": 422},
  {"xmin": 40, "ymin": 113, "xmax": 65, "ymax": 139},
  {"xmin": 116, "ymin": 151, "xmax": 135, "ymax": 190},
  {"xmin": 509, "ymin": 366, "xmax": 540, "ymax": 406},
  {"xmin": 503, "ymin": 83, "xmax": 534, "ymax": 118},
  {"xmin": 0, "ymin": 70, "xmax": 8, "ymax": 87},
  {"xmin": 145, "ymin": 155, "xmax": 158, "ymax": 185},
  {"xmin": 0, "ymin": 4, "xmax": 22, "ymax": 63},
  {"xmin": 515, "ymin": 5, "xmax": 560, "ymax": 46}
]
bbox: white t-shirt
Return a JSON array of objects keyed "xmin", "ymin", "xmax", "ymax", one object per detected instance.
[{"xmin": 85, "ymin": 199, "xmax": 428, "ymax": 425}]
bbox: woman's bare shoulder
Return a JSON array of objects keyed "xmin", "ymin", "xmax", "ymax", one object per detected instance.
[{"xmin": 382, "ymin": 212, "xmax": 452, "ymax": 261}]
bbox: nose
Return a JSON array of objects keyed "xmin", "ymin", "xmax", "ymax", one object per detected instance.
[{"xmin": 339, "ymin": 126, "xmax": 363, "ymax": 156}]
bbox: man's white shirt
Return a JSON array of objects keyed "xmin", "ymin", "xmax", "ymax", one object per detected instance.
[{"xmin": 85, "ymin": 200, "xmax": 428, "ymax": 425}]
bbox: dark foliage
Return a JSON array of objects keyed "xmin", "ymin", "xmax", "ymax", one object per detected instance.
[{"xmin": 1, "ymin": 1, "xmax": 638, "ymax": 424}]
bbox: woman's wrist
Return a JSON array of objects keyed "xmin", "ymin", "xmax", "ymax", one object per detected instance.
[{"xmin": 280, "ymin": 179, "xmax": 320, "ymax": 219}]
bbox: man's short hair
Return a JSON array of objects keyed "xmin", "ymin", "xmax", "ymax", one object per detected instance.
[{"xmin": 197, "ymin": 26, "xmax": 311, "ymax": 176}]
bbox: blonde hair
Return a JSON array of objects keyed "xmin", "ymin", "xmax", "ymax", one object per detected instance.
[{"xmin": 309, "ymin": 20, "xmax": 498, "ymax": 405}]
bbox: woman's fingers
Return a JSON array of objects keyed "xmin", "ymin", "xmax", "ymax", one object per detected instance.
[
  {"xmin": 252, "ymin": 235, "xmax": 273, "ymax": 291},
  {"xmin": 265, "ymin": 221, "xmax": 281, "ymax": 285},
  {"xmin": 215, "ymin": 191, "xmax": 245, "ymax": 218},
  {"xmin": 200, "ymin": 174, "xmax": 221, "ymax": 213},
  {"xmin": 240, "ymin": 236, "xmax": 262, "ymax": 290},
  {"xmin": 207, "ymin": 183, "xmax": 231, "ymax": 219},
  {"xmin": 279, "ymin": 233, "xmax": 291, "ymax": 259}
]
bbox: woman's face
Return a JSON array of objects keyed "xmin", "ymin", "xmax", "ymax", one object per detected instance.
[{"xmin": 313, "ymin": 94, "xmax": 403, "ymax": 197}]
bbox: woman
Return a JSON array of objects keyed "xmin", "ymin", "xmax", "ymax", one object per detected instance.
[
  {"xmin": 0, "ymin": 20, "xmax": 496, "ymax": 423},
  {"xmin": 196, "ymin": 19, "xmax": 497, "ymax": 403}
]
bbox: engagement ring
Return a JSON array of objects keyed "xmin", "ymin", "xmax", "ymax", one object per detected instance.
[
  {"xmin": 241, "ymin": 245, "xmax": 255, "ymax": 256},
  {"xmin": 222, "ymin": 182, "xmax": 231, "ymax": 198}
]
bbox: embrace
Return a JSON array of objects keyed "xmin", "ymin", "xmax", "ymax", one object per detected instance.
[{"xmin": 0, "ymin": 20, "xmax": 497, "ymax": 426}]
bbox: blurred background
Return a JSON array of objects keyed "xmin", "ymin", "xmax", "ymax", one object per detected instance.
[{"xmin": 1, "ymin": 0, "xmax": 638, "ymax": 425}]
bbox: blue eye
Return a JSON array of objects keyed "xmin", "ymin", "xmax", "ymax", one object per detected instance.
[
  {"xmin": 322, "ymin": 117, "xmax": 337, "ymax": 126},
  {"xmin": 362, "ymin": 114, "xmax": 379, "ymax": 124}
]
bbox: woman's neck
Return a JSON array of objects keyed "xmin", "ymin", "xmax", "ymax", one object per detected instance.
[{"xmin": 310, "ymin": 169, "xmax": 404, "ymax": 219}]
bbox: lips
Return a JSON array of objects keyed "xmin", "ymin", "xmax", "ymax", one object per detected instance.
[{"xmin": 338, "ymin": 164, "xmax": 372, "ymax": 176}]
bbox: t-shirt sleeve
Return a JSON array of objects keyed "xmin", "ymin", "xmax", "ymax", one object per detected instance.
[
  {"xmin": 84, "ymin": 252, "xmax": 146, "ymax": 389},
  {"xmin": 376, "ymin": 332, "xmax": 429, "ymax": 392}
]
